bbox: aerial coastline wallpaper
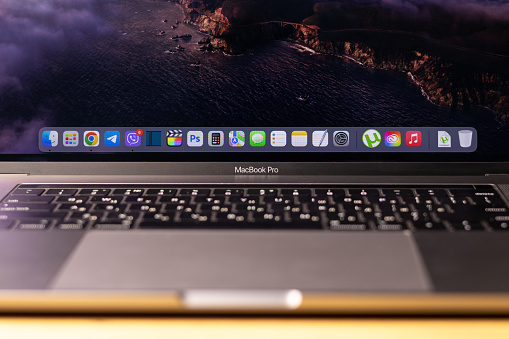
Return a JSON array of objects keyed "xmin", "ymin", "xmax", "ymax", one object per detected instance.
[{"xmin": 0, "ymin": 0, "xmax": 509, "ymax": 153}]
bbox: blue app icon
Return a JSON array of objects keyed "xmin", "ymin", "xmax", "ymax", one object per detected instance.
[
  {"xmin": 42, "ymin": 131, "xmax": 58, "ymax": 147},
  {"xmin": 104, "ymin": 131, "xmax": 120, "ymax": 147}
]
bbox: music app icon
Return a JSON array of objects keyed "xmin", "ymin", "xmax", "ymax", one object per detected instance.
[{"xmin": 406, "ymin": 131, "xmax": 422, "ymax": 147}]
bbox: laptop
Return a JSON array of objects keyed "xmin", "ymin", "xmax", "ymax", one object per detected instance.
[{"xmin": 1, "ymin": 0, "xmax": 509, "ymax": 314}]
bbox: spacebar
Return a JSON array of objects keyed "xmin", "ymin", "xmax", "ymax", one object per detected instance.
[{"xmin": 137, "ymin": 221, "xmax": 319, "ymax": 229}]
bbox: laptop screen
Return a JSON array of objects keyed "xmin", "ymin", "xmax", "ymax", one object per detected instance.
[{"xmin": 1, "ymin": 0, "xmax": 508, "ymax": 162}]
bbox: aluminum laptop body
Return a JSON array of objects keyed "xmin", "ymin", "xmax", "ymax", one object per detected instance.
[{"xmin": 1, "ymin": 0, "xmax": 509, "ymax": 314}]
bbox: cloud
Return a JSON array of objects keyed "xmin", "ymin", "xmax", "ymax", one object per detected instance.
[
  {"xmin": 0, "ymin": 0, "xmax": 113, "ymax": 153},
  {"xmin": 378, "ymin": 0, "xmax": 509, "ymax": 21},
  {"xmin": 0, "ymin": 0, "xmax": 112, "ymax": 91},
  {"xmin": 0, "ymin": 116, "xmax": 48, "ymax": 154}
]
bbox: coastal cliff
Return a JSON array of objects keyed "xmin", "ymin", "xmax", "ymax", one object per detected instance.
[
  {"xmin": 303, "ymin": 37, "xmax": 509, "ymax": 123},
  {"xmin": 177, "ymin": 0, "xmax": 509, "ymax": 123}
]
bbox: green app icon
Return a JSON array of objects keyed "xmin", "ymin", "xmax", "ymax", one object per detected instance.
[
  {"xmin": 362, "ymin": 129, "xmax": 381, "ymax": 148},
  {"xmin": 250, "ymin": 131, "xmax": 266, "ymax": 147}
]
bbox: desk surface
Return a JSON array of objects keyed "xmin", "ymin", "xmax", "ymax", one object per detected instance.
[{"xmin": 1, "ymin": 318, "xmax": 509, "ymax": 339}]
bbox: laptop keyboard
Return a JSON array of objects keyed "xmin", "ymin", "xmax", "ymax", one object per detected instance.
[{"xmin": 1, "ymin": 185, "xmax": 508, "ymax": 231}]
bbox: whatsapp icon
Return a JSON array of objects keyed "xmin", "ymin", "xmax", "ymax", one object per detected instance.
[{"xmin": 363, "ymin": 129, "xmax": 381, "ymax": 148}]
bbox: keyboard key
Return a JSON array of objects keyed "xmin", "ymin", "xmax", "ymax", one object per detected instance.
[
  {"xmin": 78, "ymin": 189, "xmax": 111, "ymax": 196},
  {"xmin": 94, "ymin": 224, "xmax": 132, "ymax": 230},
  {"xmin": 247, "ymin": 189, "xmax": 277, "ymax": 197},
  {"xmin": 0, "ymin": 204, "xmax": 54, "ymax": 213},
  {"xmin": 376, "ymin": 224, "xmax": 406, "ymax": 231},
  {"xmin": 315, "ymin": 189, "xmax": 346, "ymax": 197},
  {"xmin": 91, "ymin": 196, "xmax": 122, "ymax": 204},
  {"xmin": 214, "ymin": 189, "xmax": 244, "ymax": 196},
  {"xmin": 451, "ymin": 223, "xmax": 485, "ymax": 231},
  {"xmin": 0, "ymin": 212, "xmax": 67, "ymax": 220},
  {"xmin": 3, "ymin": 196, "xmax": 54, "ymax": 204},
  {"xmin": 56, "ymin": 204, "xmax": 90, "ymax": 212},
  {"xmin": 124, "ymin": 196, "xmax": 158, "ymax": 204},
  {"xmin": 69, "ymin": 212, "xmax": 101, "ymax": 221},
  {"xmin": 94, "ymin": 204, "xmax": 128, "ymax": 213},
  {"xmin": 492, "ymin": 222, "xmax": 509, "ymax": 231},
  {"xmin": 145, "ymin": 189, "xmax": 176, "ymax": 196},
  {"xmin": 281, "ymin": 189, "xmax": 312, "ymax": 197},
  {"xmin": 349, "ymin": 189, "xmax": 379, "ymax": 197},
  {"xmin": 56, "ymin": 223, "xmax": 85, "ymax": 230},
  {"xmin": 329, "ymin": 221, "xmax": 368, "ymax": 231},
  {"xmin": 382, "ymin": 189, "xmax": 414, "ymax": 197},
  {"xmin": 45, "ymin": 189, "xmax": 78, "ymax": 196},
  {"xmin": 103, "ymin": 212, "xmax": 140, "ymax": 223},
  {"xmin": 11, "ymin": 189, "xmax": 45, "ymax": 196},
  {"xmin": 179, "ymin": 189, "xmax": 210, "ymax": 196},
  {"xmin": 112, "ymin": 189, "xmax": 144, "ymax": 196},
  {"xmin": 194, "ymin": 197, "xmax": 225, "ymax": 205},
  {"xmin": 55, "ymin": 196, "xmax": 88, "ymax": 204},
  {"xmin": 415, "ymin": 189, "xmax": 448, "ymax": 197},
  {"xmin": 449, "ymin": 189, "xmax": 476, "ymax": 197},
  {"xmin": 17, "ymin": 219, "xmax": 52, "ymax": 230},
  {"xmin": 142, "ymin": 212, "xmax": 176, "ymax": 222},
  {"xmin": 159, "ymin": 196, "xmax": 191, "ymax": 204}
]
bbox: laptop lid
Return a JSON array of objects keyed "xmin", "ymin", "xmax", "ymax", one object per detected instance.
[{"xmin": 0, "ymin": 0, "xmax": 508, "ymax": 175}]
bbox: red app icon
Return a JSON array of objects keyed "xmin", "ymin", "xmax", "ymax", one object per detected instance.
[{"xmin": 406, "ymin": 131, "xmax": 422, "ymax": 147}]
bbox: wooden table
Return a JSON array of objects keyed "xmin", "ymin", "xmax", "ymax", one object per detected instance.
[{"xmin": 1, "ymin": 317, "xmax": 509, "ymax": 338}]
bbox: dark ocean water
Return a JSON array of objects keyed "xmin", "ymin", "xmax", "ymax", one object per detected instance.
[{"xmin": 9, "ymin": 0, "xmax": 509, "ymax": 153}]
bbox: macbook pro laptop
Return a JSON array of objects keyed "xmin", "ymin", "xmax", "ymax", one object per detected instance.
[{"xmin": 1, "ymin": 0, "xmax": 509, "ymax": 314}]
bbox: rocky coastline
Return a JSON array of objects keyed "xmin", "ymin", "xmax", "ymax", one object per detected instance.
[{"xmin": 177, "ymin": 0, "xmax": 509, "ymax": 124}]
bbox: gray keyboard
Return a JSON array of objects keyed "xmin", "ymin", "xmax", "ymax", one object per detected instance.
[{"xmin": 1, "ymin": 185, "xmax": 507, "ymax": 231}]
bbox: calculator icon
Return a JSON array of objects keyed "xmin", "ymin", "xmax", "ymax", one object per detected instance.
[{"xmin": 208, "ymin": 131, "xmax": 224, "ymax": 147}]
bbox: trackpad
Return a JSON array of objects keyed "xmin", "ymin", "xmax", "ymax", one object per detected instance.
[{"xmin": 52, "ymin": 231, "xmax": 431, "ymax": 292}]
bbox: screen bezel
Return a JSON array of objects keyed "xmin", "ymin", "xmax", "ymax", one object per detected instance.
[{"xmin": 0, "ymin": 151, "xmax": 504, "ymax": 163}]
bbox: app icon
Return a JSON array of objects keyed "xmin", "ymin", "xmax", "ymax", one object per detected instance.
[
  {"xmin": 250, "ymin": 131, "xmax": 266, "ymax": 147},
  {"xmin": 104, "ymin": 131, "xmax": 120, "ymax": 147},
  {"xmin": 167, "ymin": 130, "xmax": 182, "ymax": 147},
  {"xmin": 42, "ymin": 131, "xmax": 59, "ymax": 147},
  {"xmin": 312, "ymin": 130, "xmax": 329, "ymax": 147},
  {"xmin": 125, "ymin": 131, "xmax": 141, "ymax": 147},
  {"xmin": 385, "ymin": 131, "xmax": 401, "ymax": 147},
  {"xmin": 458, "ymin": 130, "xmax": 473, "ymax": 148},
  {"xmin": 406, "ymin": 131, "xmax": 422, "ymax": 147},
  {"xmin": 84, "ymin": 131, "xmax": 99, "ymax": 147},
  {"xmin": 208, "ymin": 131, "xmax": 224, "ymax": 147},
  {"xmin": 270, "ymin": 131, "xmax": 286, "ymax": 147},
  {"xmin": 63, "ymin": 131, "xmax": 78, "ymax": 147},
  {"xmin": 291, "ymin": 131, "xmax": 307, "ymax": 147},
  {"xmin": 333, "ymin": 131, "xmax": 349, "ymax": 147},
  {"xmin": 362, "ymin": 129, "xmax": 381, "ymax": 148},
  {"xmin": 438, "ymin": 131, "xmax": 451, "ymax": 148},
  {"xmin": 187, "ymin": 131, "xmax": 203, "ymax": 147},
  {"xmin": 146, "ymin": 131, "xmax": 162, "ymax": 146},
  {"xmin": 229, "ymin": 131, "xmax": 245, "ymax": 147}
]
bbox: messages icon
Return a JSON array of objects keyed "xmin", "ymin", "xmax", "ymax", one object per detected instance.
[{"xmin": 250, "ymin": 131, "xmax": 266, "ymax": 147}]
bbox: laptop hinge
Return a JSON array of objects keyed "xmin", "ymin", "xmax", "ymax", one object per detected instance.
[
  {"xmin": 485, "ymin": 174, "xmax": 509, "ymax": 177},
  {"xmin": 0, "ymin": 173, "xmax": 29, "ymax": 176}
]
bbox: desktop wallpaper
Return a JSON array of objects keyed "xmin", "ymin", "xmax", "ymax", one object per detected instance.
[{"xmin": 0, "ymin": 0, "xmax": 508, "ymax": 153}]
